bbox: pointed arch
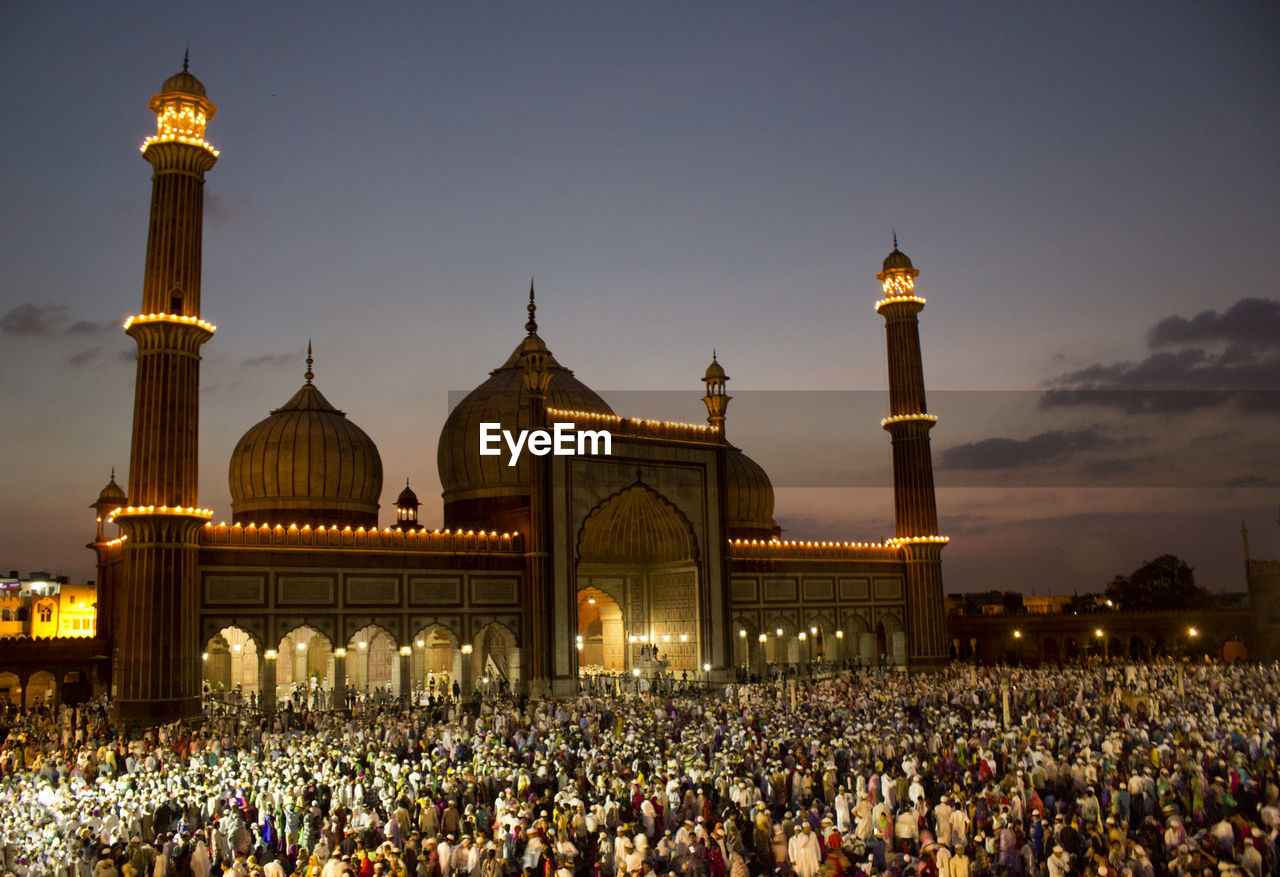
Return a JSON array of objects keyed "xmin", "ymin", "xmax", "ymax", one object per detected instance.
[{"xmin": 577, "ymin": 483, "xmax": 699, "ymax": 564}]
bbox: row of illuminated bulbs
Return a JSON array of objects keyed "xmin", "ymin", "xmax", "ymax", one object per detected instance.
[
  {"xmin": 740, "ymin": 626, "xmax": 844, "ymax": 643},
  {"xmin": 1011, "ymin": 626, "xmax": 1200, "ymax": 640},
  {"xmin": 546, "ymin": 408, "xmax": 716, "ymax": 432},
  {"xmin": 204, "ymin": 639, "xmax": 478, "ymax": 662}
]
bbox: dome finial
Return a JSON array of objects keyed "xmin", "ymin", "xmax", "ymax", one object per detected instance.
[
  {"xmin": 183, "ymin": 45, "xmax": 190, "ymax": 73},
  {"xmin": 892, "ymin": 229, "xmax": 898, "ymax": 250},
  {"xmin": 305, "ymin": 340, "xmax": 314, "ymax": 385},
  {"xmin": 525, "ymin": 278, "xmax": 538, "ymax": 335}
]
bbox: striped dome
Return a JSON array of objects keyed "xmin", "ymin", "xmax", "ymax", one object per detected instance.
[
  {"xmin": 229, "ymin": 379, "xmax": 382, "ymax": 528},
  {"xmin": 725, "ymin": 447, "xmax": 778, "ymax": 540}
]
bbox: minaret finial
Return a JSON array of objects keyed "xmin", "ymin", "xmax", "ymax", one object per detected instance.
[
  {"xmin": 712, "ymin": 348, "xmax": 717, "ymax": 362},
  {"xmin": 525, "ymin": 277, "xmax": 538, "ymax": 335},
  {"xmin": 305, "ymin": 340, "xmax": 314, "ymax": 384},
  {"xmin": 893, "ymin": 229, "xmax": 898, "ymax": 250},
  {"xmin": 183, "ymin": 46, "xmax": 189, "ymax": 72}
]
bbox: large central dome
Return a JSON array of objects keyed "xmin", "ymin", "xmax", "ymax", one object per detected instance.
[{"xmin": 438, "ymin": 294, "xmax": 612, "ymax": 531}]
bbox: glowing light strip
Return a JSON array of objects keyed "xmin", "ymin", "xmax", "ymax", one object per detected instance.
[
  {"xmin": 141, "ymin": 133, "xmax": 220, "ymax": 156},
  {"xmin": 730, "ymin": 535, "xmax": 949, "ymax": 551},
  {"xmin": 208, "ymin": 522, "xmax": 514, "ymax": 539},
  {"xmin": 875, "ymin": 295, "xmax": 927, "ymax": 312},
  {"xmin": 123, "ymin": 313, "xmax": 217, "ymax": 332},
  {"xmin": 885, "ymin": 535, "xmax": 950, "ymax": 546},
  {"xmin": 546, "ymin": 408, "xmax": 621, "ymax": 423},
  {"xmin": 881, "ymin": 413, "xmax": 939, "ymax": 427},
  {"xmin": 546, "ymin": 407, "xmax": 715, "ymax": 432},
  {"xmin": 108, "ymin": 506, "xmax": 213, "ymax": 521},
  {"xmin": 731, "ymin": 538, "xmax": 891, "ymax": 549}
]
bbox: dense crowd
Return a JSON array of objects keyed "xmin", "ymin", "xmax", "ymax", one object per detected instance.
[{"xmin": 0, "ymin": 661, "xmax": 1276, "ymax": 877}]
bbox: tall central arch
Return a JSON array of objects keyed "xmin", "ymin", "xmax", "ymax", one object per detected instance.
[{"xmin": 575, "ymin": 483, "xmax": 701, "ymax": 672}]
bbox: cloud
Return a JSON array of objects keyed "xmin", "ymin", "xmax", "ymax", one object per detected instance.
[
  {"xmin": 241, "ymin": 349, "xmax": 305, "ymax": 369},
  {"xmin": 1148, "ymin": 297, "xmax": 1280, "ymax": 349},
  {"xmin": 1, "ymin": 303, "xmax": 69, "ymax": 336},
  {"xmin": 67, "ymin": 318, "xmax": 118, "ymax": 335},
  {"xmin": 1227, "ymin": 475, "xmax": 1273, "ymax": 487},
  {"xmin": 205, "ymin": 194, "xmax": 252, "ymax": 229},
  {"xmin": 69, "ymin": 347, "xmax": 103, "ymax": 368},
  {"xmin": 941, "ymin": 427, "xmax": 1114, "ymax": 470},
  {"xmin": 2, "ymin": 302, "xmax": 119, "ymax": 341},
  {"xmin": 1042, "ymin": 297, "xmax": 1280, "ymax": 414}
]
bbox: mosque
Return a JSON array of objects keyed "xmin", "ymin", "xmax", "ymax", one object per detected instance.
[{"xmin": 85, "ymin": 62, "xmax": 950, "ymax": 725}]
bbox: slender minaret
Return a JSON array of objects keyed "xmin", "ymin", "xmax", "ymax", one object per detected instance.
[
  {"xmin": 701, "ymin": 352, "xmax": 731, "ymax": 436},
  {"xmin": 876, "ymin": 237, "xmax": 948, "ymax": 668},
  {"xmin": 112, "ymin": 58, "xmax": 218, "ymax": 724}
]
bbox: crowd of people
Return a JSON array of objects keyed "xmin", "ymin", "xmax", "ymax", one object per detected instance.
[{"xmin": 0, "ymin": 660, "xmax": 1276, "ymax": 877}]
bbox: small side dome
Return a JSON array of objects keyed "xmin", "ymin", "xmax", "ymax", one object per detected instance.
[
  {"xmin": 396, "ymin": 481, "xmax": 420, "ymax": 509},
  {"xmin": 882, "ymin": 246, "xmax": 914, "ymax": 273},
  {"xmin": 161, "ymin": 69, "xmax": 207, "ymax": 97},
  {"xmin": 725, "ymin": 447, "xmax": 778, "ymax": 541},
  {"xmin": 704, "ymin": 357, "xmax": 727, "ymax": 383},
  {"xmin": 94, "ymin": 472, "xmax": 127, "ymax": 507},
  {"xmin": 229, "ymin": 356, "xmax": 382, "ymax": 528},
  {"xmin": 160, "ymin": 54, "xmax": 206, "ymax": 97}
]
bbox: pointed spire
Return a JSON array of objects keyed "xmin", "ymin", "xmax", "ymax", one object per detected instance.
[
  {"xmin": 892, "ymin": 229, "xmax": 898, "ymax": 250},
  {"xmin": 183, "ymin": 46, "xmax": 190, "ymax": 73},
  {"xmin": 712, "ymin": 349, "xmax": 717, "ymax": 363},
  {"xmin": 304, "ymin": 340, "xmax": 314, "ymax": 384},
  {"xmin": 525, "ymin": 278, "xmax": 538, "ymax": 335},
  {"xmin": 110, "ymin": 466, "xmax": 116, "ymax": 481}
]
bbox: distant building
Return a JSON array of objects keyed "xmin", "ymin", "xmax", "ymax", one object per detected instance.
[{"xmin": 0, "ymin": 572, "xmax": 96, "ymax": 639}]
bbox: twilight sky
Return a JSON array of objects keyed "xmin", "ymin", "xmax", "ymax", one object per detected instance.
[{"xmin": 2, "ymin": 2, "xmax": 1277, "ymax": 593}]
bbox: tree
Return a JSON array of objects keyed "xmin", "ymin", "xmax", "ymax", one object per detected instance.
[{"xmin": 1105, "ymin": 554, "xmax": 1212, "ymax": 611}]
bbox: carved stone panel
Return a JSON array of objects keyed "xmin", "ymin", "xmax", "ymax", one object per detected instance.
[
  {"xmin": 730, "ymin": 577, "xmax": 758, "ymax": 604},
  {"xmin": 278, "ymin": 576, "xmax": 335, "ymax": 605},
  {"xmin": 839, "ymin": 578, "xmax": 870, "ymax": 602},
  {"xmin": 873, "ymin": 578, "xmax": 903, "ymax": 602},
  {"xmin": 411, "ymin": 576, "xmax": 462, "ymax": 605},
  {"xmin": 204, "ymin": 575, "xmax": 265, "ymax": 605},
  {"xmin": 471, "ymin": 577, "xmax": 519, "ymax": 605},
  {"xmin": 762, "ymin": 577, "xmax": 798, "ymax": 603},
  {"xmin": 803, "ymin": 578, "xmax": 834, "ymax": 601},
  {"xmin": 346, "ymin": 576, "xmax": 399, "ymax": 605}
]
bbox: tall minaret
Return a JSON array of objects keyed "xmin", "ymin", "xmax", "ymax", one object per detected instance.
[
  {"xmin": 112, "ymin": 58, "xmax": 218, "ymax": 724},
  {"xmin": 876, "ymin": 238, "xmax": 948, "ymax": 668}
]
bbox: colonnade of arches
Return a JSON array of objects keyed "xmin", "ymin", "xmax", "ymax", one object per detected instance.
[
  {"xmin": 953, "ymin": 627, "xmax": 1241, "ymax": 665},
  {"xmin": 202, "ymin": 620, "xmax": 520, "ymax": 708},
  {"xmin": 728, "ymin": 613, "xmax": 908, "ymax": 674},
  {"xmin": 0, "ymin": 668, "xmax": 92, "ymax": 709}
]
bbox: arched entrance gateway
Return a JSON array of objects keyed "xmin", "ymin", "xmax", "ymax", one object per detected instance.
[{"xmin": 575, "ymin": 483, "xmax": 702, "ymax": 675}]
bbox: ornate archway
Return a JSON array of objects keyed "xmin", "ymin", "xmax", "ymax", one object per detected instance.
[
  {"xmin": 203, "ymin": 626, "xmax": 260, "ymax": 698},
  {"xmin": 578, "ymin": 587, "xmax": 624, "ymax": 671},
  {"xmin": 576, "ymin": 483, "xmax": 701, "ymax": 672}
]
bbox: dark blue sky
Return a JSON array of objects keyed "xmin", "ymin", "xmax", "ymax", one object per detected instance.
[{"xmin": 2, "ymin": 2, "xmax": 1277, "ymax": 591}]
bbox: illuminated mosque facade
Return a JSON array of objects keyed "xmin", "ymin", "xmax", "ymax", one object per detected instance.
[{"xmin": 88, "ymin": 63, "xmax": 950, "ymax": 725}]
